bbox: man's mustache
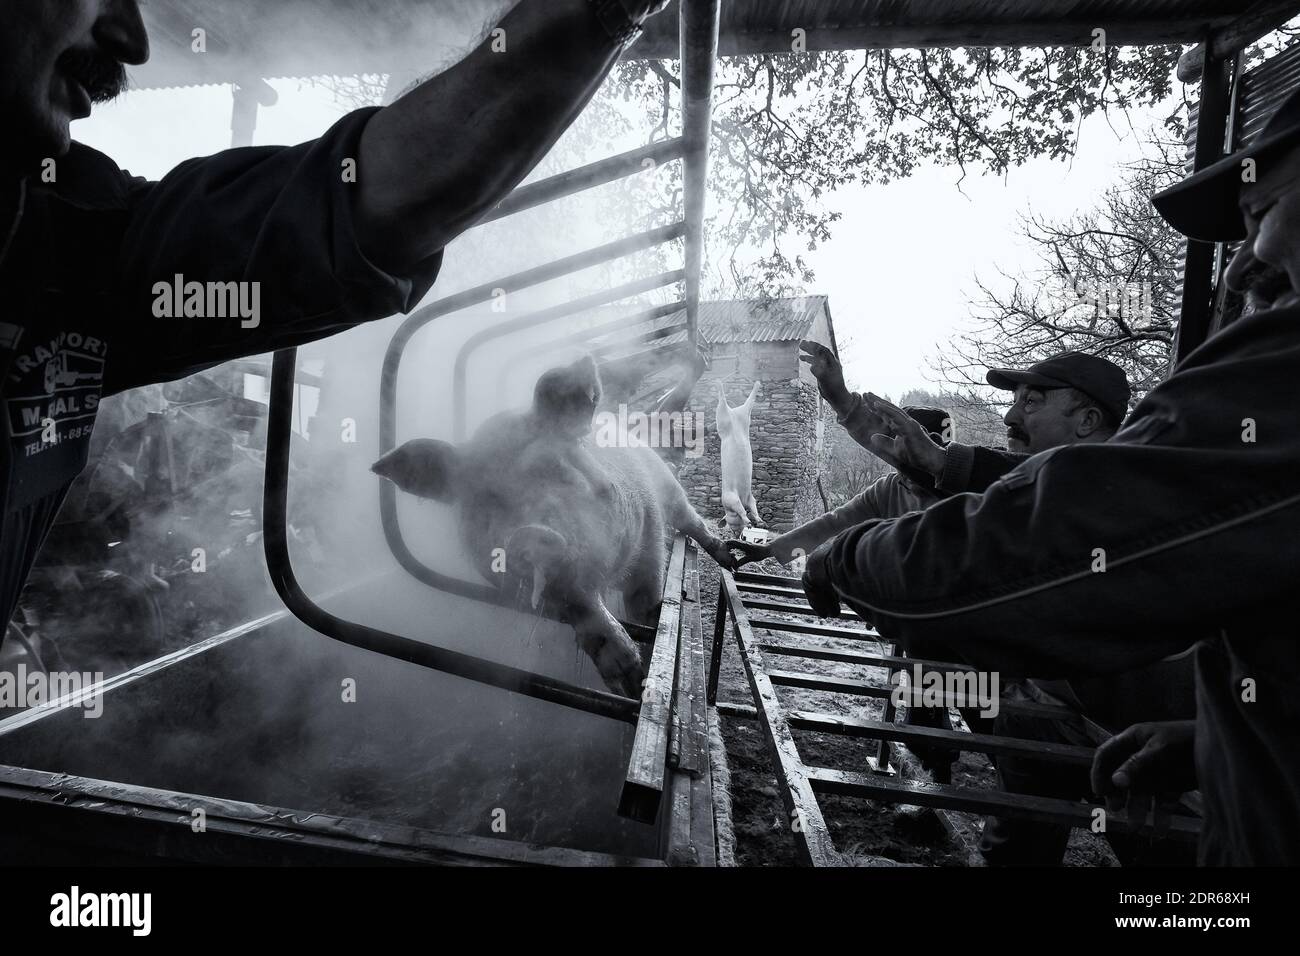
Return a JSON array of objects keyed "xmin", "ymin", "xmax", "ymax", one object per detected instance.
[
  {"xmin": 1007, "ymin": 427, "xmax": 1030, "ymax": 444},
  {"xmin": 57, "ymin": 47, "xmax": 128, "ymax": 103}
]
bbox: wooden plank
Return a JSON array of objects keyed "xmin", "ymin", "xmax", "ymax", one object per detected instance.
[
  {"xmin": 765, "ymin": 669, "xmax": 1077, "ymax": 720},
  {"xmin": 671, "ymin": 545, "xmax": 708, "ymax": 775},
  {"xmin": 740, "ymin": 597, "xmax": 837, "ymax": 616},
  {"xmin": 733, "ymin": 569, "xmax": 801, "ymax": 587},
  {"xmin": 806, "ymin": 767, "xmax": 1201, "ymax": 843},
  {"xmin": 0, "ymin": 764, "xmax": 665, "ymax": 866},
  {"xmin": 707, "ymin": 584, "xmax": 727, "ymax": 704},
  {"xmin": 1178, "ymin": 0, "xmax": 1299, "ymax": 81},
  {"xmin": 722, "ymin": 572, "xmax": 839, "ymax": 866},
  {"xmin": 689, "ymin": 758, "xmax": 717, "ymax": 867},
  {"xmin": 787, "ymin": 711, "xmax": 1096, "ymax": 766},
  {"xmin": 735, "ymin": 580, "xmax": 806, "ymax": 597},
  {"xmin": 749, "ymin": 617, "xmax": 878, "ymax": 640},
  {"xmin": 619, "ymin": 536, "xmax": 687, "ymax": 823},
  {"xmin": 716, "ymin": 700, "xmax": 757, "ymax": 720},
  {"xmin": 757, "ymin": 642, "xmax": 968, "ymax": 672}
]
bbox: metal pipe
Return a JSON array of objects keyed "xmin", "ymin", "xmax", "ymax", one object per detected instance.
[
  {"xmin": 262, "ymin": 349, "xmax": 640, "ymax": 724},
  {"xmin": 483, "ymin": 138, "xmax": 685, "ymax": 224},
  {"xmin": 495, "ymin": 300, "xmax": 687, "ymax": 395},
  {"xmin": 680, "ymin": 0, "xmax": 721, "ymax": 347},
  {"xmin": 451, "ymin": 269, "xmax": 686, "ymax": 440}
]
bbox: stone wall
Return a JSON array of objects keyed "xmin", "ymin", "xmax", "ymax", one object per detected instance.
[{"xmin": 677, "ymin": 340, "xmax": 830, "ymax": 532}]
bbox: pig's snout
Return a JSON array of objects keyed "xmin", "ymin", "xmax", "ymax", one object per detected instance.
[{"xmin": 505, "ymin": 524, "xmax": 570, "ymax": 609}]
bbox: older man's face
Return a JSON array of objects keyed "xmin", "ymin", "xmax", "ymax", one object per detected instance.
[
  {"xmin": 0, "ymin": 1, "xmax": 147, "ymax": 170},
  {"xmin": 1001, "ymin": 385, "xmax": 1095, "ymax": 454},
  {"xmin": 1225, "ymin": 146, "xmax": 1300, "ymax": 307}
]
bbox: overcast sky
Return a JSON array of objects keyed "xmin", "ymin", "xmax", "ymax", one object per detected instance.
[{"xmin": 73, "ymin": 68, "xmax": 1167, "ymax": 404}]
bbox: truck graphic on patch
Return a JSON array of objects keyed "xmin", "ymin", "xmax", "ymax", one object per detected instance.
[{"xmin": 44, "ymin": 350, "xmax": 103, "ymax": 395}]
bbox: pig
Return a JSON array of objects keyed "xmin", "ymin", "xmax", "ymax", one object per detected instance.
[
  {"xmin": 715, "ymin": 380, "xmax": 763, "ymax": 536},
  {"xmin": 372, "ymin": 356, "xmax": 735, "ymax": 698}
]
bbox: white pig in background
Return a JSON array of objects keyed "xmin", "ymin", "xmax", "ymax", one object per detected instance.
[
  {"xmin": 372, "ymin": 356, "xmax": 735, "ymax": 698},
  {"xmin": 716, "ymin": 380, "xmax": 763, "ymax": 535}
]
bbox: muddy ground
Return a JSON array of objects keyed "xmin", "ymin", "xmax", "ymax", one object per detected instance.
[{"xmin": 697, "ymin": 556, "xmax": 1118, "ymax": 867}]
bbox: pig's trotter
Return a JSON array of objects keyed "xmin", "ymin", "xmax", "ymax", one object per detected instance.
[{"xmin": 573, "ymin": 599, "xmax": 644, "ymax": 698}]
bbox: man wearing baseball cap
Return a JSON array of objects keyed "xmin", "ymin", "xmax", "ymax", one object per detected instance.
[{"xmin": 801, "ymin": 86, "xmax": 1300, "ymax": 865}]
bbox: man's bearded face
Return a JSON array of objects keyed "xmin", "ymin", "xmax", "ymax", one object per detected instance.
[{"xmin": 1, "ymin": 1, "xmax": 147, "ymax": 169}]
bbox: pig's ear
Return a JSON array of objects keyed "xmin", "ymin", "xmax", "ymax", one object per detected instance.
[
  {"xmin": 534, "ymin": 354, "xmax": 602, "ymax": 425},
  {"xmin": 371, "ymin": 439, "xmax": 461, "ymax": 502},
  {"xmin": 568, "ymin": 354, "xmax": 603, "ymax": 408}
]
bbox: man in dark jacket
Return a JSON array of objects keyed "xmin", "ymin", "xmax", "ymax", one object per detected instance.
[
  {"xmin": 1, "ymin": 1, "xmax": 673, "ymax": 638},
  {"xmin": 802, "ymin": 88, "xmax": 1300, "ymax": 865}
]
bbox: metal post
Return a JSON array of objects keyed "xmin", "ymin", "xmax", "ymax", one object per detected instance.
[{"xmin": 680, "ymin": 0, "xmax": 721, "ymax": 348}]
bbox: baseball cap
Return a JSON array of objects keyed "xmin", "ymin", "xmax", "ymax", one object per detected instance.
[
  {"xmin": 1153, "ymin": 86, "xmax": 1300, "ymax": 242},
  {"xmin": 903, "ymin": 406, "xmax": 953, "ymax": 444},
  {"xmin": 986, "ymin": 352, "xmax": 1131, "ymax": 426}
]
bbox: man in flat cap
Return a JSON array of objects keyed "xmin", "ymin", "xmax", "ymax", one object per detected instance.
[{"xmin": 801, "ymin": 87, "xmax": 1300, "ymax": 865}]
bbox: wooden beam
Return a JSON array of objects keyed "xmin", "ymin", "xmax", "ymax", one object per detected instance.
[
  {"xmin": 620, "ymin": 536, "xmax": 688, "ymax": 823},
  {"xmin": 756, "ymin": 642, "xmax": 964, "ymax": 670},
  {"xmin": 715, "ymin": 700, "xmax": 758, "ymax": 720},
  {"xmin": 734, "ymin": 580, "xmax": 807, "ymax": 598},
  {"xmin": 634, "ymin": 18, "xmax": 1238, "ymax": 60},
  {"xmin": 0, "ymin": 764, "xmax": 665, "ymax": 866},
  {"xmin": 1173, "ymin": 51, "xmax": 1236, "ymax": 363},
  {"xmin": 806, "ymin": 767, "xmax": 1201, "ymax": 841},
  {"xmin": 670, "ymin": 545, "xmax": 708, "ymax": 776},
  {"xmin": 723, "ymin": 573, "xmax": 839, "ymax": 865},
  {"xmin": 734, "ymin": 569, "xmax": 806, "ymax": 586},
  {"xmin": 1177, "ymin": 0, "xmax": 1300, "ymax": 82},
  {"xmin": 707, "ymin": 584, "xmax": 727, "ymax": 704},
  {"xmin": 748, "ymin": 616, "xmax": 877, "ymax": 639},
  {"xmin": 765, "ymin": 670, "xmax": 1077, "ymax": 720},
  {"xmin": 787, "ymin": 710, "xmax": 1096, "ymax": 766},
  {"xmin": 739, "ymin": 596, "xmax": 834, "ymax": 616}
]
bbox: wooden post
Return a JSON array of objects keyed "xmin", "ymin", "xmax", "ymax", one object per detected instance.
[{"xmin": 1173, "ymin": 49, "xmax": 1235, "ymax": 365}]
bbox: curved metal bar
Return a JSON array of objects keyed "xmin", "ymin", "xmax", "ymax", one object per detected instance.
[
  {"xmin": 262, "ymin": 349, "xmax": 639, "ymax": 724},
  {"xmin": 452, "ymin": 269, "xmax": 685, "ymax": 440},
  {"xmin": 495, "ymin": 300, "xmax": 686, "ymax": 396},
  {"xmin": 482, "ymin": 137, "xmax": 684, "ymax": 224}
]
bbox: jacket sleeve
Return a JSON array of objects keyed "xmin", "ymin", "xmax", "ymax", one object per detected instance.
[
  {"xmin": 935, "ymin": 443, "xmax": 1030, "ymax": 494},
  {"xmin": 103, "ymin": 107, "xmax": 442, "ymax": 395},
  {"xmin": 837, "ymin": 396, "xmax": 1026, "ymax": 495},
  {"xmin": 769, "ymin": 475, "xmax": 894, "ymax": 563},
  {"xmin": 816, "ymin": 306, "xmax": 1300, "ymax": 679}
]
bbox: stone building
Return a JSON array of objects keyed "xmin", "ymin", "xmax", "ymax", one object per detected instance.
[{"xmin": 669, "ymin": 296, "xmax": 839, "ymax": 532}]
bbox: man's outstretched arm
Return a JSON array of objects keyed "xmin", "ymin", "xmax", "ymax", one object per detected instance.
[
  {"xmin": 803, "ymin": 306, "xmax": 1300, "ymax": 679},
  {"xmin": 357, "ymin": 0, "xmax": 668, "ymax": 273}
]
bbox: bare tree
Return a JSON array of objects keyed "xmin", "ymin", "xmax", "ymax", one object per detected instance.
[{"xmin": 931, "ymin": 134, "xmax": 1186, "ymax": 413}]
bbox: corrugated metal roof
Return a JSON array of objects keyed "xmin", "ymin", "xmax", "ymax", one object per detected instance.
[
  {"xmin": 650, "ymin": 295, "xmax": 830, "ymax": 346},
  {"xmin": 128, "ymin": 0, "xmax": 1246, "ymax": 92}
]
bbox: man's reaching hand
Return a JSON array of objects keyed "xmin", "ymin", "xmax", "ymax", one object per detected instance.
[
  {"xmin": 864, "ymin": 393, "xmax": 947, "ymax": 479},
  {"xmin": 798, "ymin": 340, "xmax": 852, "ymax": 413},
  {"xmin": 1091, "ymin": 720, "xmax": 1198, "ymax": 831}
]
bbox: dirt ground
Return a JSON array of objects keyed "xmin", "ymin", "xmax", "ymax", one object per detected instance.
[{"xmin": 698, "ymin": 556, "xmax": 1119, "ymax": 867}]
